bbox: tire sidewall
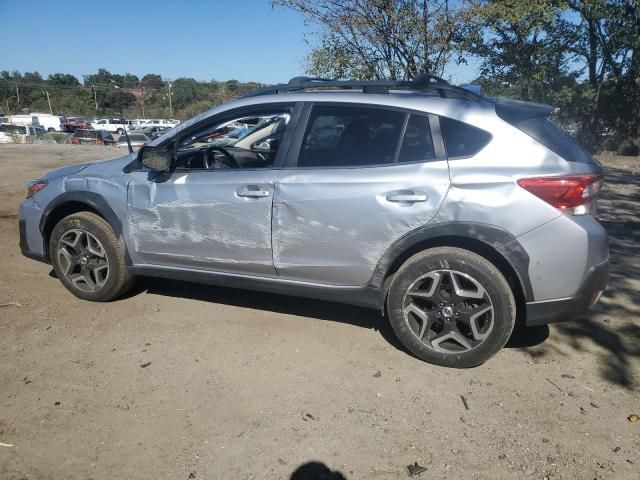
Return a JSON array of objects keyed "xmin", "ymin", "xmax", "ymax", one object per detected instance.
[
  {"xmin": 387, "ymin": 249, "xmax": 516, "ymax": 368},
  {"xmin": 49, "ymin": 214, "xmax": 123, "ymax": 302}
]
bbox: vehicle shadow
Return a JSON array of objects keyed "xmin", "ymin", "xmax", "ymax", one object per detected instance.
[
  {"xmin": 135, "ymin": 275, "xmax": 410, "ymax": 354},
  {"xmin": 136, "ymin": 273, "xmax": 550, "ymax": 358}
]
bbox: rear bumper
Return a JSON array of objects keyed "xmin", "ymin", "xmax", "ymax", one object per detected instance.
[{"xmin": 525, "ymin": 259, "xmax": 609, "ymax": 326}]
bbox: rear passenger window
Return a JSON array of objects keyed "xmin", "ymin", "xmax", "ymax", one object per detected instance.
[
  {"xmin": 440, "ymin": 117, "xmax": 491, "ymax": 158},
  {"xmin": 298, "ymin": 105, "xmax": 404, "ymax": 167},
  {"xmin": 398, "ymin": 115, "xmax": 436, "ymax": 163}
]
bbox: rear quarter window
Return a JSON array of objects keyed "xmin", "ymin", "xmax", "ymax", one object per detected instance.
[
  {"xmin": 515, "ymin": 117, "xmax": 593, "ymax": 163},
  {"xmin": 440, "ymin": 117, "xmax": 492, "ymax": 159}
]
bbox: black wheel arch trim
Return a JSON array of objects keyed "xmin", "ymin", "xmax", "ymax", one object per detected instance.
[
  {"xmin": 369, "ymin": 221, "xmax": 534, "ymax": 303},
  {"xmin": 38, "ymin": 191, "xmax": 129, "ymax": 264}
]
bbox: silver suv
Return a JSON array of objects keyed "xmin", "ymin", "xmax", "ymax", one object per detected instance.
[{"xmin": 19, "ymin": 76, "xmax": 609, "ymax": 367}]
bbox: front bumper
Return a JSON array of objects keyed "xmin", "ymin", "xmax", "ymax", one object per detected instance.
[
  {"xmin": 525, "ymin": 259, "xmax": 609, "ymax": 326},
  {"xmin": 19, "ymin": 198, "xmax": 49, "ymax": 264}
]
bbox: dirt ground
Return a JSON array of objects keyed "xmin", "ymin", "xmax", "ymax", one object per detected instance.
[{"xmin": 0, "ymin": 144, "xmax": 638, "ymax": 480}]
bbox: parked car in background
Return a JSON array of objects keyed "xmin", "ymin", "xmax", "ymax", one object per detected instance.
[
  {"xmin": 0, "ymin": 123, "xmax": 45, "ymax": 143},
  {"xmin": 8, "ymin": 113, "xmax": 64, "ymax": 132},
  {"xmin": 71, "ymin": 129, "xmax": 116, "ymax": 145},
  {"xmin": 116, "ymin": 133, "xmax": 149, "ymax": 149},
  {"xmin": 64, "ymin": 117, "xmax": 92, "ymax": 133},
  {"xmin": 91, "ymin": 118, "xmax": 133, "ymax": 134},
  {"xmin": 130, "ymin": 125, "xmax": 172, "ymax": 140},
  {"xmin": 138, "ymin": 118, "xmax": 180, "ymax": 128}
]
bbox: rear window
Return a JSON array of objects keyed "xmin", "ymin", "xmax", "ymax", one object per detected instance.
[
  {"xmin": 0, "ymin": 124, "xmax": 27, "ymax": 134},
  {"xmin": 126, "ymin": 134, "xmax": 148, "ymax": 142},
  {"xmin": 515, "ymin": 116, "xmax": 593, "ymax": 163},
  {"xmin": 440, "ymin": 117, "xmax": 492, "ymax": 158},
  {"xmin": 75, "ymin": 130, "xmax": 97, "ymax": 138}
]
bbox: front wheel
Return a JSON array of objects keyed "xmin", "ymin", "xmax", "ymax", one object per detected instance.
[
  {"xmin": 386, "ymin": 247, "xmax": 516, "ymax": 368},
  {"xmin": 116, "ymin": 128, "xmax": 124, "ymax": 135},
  {"xmin": 49, "ymin": 212, "xmax": 135, "ymax": 301}
]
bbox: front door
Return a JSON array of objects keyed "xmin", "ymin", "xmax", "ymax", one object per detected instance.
[{"xmin": 127, "ymin": 105, "xmax": 298, "ymax": 276}]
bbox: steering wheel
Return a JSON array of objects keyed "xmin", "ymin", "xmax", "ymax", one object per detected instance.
[{"xmin": 202, "ymin": 145, "xmax": 239, "ymax": 169}]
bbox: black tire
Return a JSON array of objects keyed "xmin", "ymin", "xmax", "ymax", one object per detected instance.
[
  {"xmin": 49, "ymin": 212, "xmax": 135, "ymax": 301},
  {"xmin": 386, "ymin": 247, "xmax": 516, "ymax": 368},
  {"xmin": 116, "ymin": 128, "xmax": 124, "ymax": 135}
]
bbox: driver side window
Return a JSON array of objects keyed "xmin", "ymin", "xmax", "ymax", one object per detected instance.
[{"xmin": 175, "ymin": 108, "xmax": 291, "ymax": 170}]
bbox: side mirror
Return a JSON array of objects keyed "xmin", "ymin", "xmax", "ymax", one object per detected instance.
[{"xmin": 139, "ymin": 145, "xmax": 172, "ymax": 172}]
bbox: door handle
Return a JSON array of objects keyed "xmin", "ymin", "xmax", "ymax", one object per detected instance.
[
  {"xmin": 237, "ymin": 185, "xmax": 271, "ymax": 198},
  {"xmin": 386, "ymin": 191, "xmax": 428, "ymax": 203}
]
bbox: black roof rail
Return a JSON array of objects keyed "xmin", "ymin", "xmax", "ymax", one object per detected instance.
[{"xmin": 243, "ymin": 74, "xmax": 483, "ymax": 100}]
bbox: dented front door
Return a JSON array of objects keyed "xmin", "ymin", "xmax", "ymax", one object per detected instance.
[{"xmin": 127, "ymin": 170, "xmax": 277, "ymax": 276}]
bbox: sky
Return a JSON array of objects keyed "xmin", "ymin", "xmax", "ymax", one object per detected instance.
[{"xmin": 0, "ymin": 0, "xmax": 478, "ymax": 85}]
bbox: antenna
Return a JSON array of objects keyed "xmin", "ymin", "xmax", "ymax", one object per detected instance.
[{"xmin": 119, "ymin": 108, "xmax": 133, "ymax": 154}]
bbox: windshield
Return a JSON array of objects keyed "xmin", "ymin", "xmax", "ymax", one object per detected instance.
[{"xmin": 180, "ymin": 114, "xmax": 290, "ymax": 149}]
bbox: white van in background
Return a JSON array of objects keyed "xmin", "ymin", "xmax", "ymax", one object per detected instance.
[
  {"xmin": 139, "ymin": 118, "xmax": 180, "ymax": 128},
  {"xmin": 8, "ymin": 113, "xmax": 64, "ymax": 132}
]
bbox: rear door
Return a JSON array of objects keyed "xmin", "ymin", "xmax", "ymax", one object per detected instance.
[{"xmin": 273, "ymin": 103, "xmax": 450, "ymax": 286}]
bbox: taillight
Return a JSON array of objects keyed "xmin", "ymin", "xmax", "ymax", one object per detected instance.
[{"xmin": 517, "ymin": 174, "xmax": 603, "ymax": 215}]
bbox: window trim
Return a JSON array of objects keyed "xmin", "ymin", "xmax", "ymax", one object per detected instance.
[
  {"xmin": 284, "ymin": 101, "xmax": 446, "ymax": 169},
  {"xmin": 155, "ymin": 102, "xmax": 303, "ymax": 173}
]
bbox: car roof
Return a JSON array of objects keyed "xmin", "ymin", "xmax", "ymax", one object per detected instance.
[{"xmin": 151, "ymin": 90, "xmax": 498, "ymax": 147}]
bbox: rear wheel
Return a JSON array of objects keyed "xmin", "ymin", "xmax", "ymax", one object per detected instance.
[
  {"xmin": 116, "ymin": 128, "xmax": 124, "ymax": 135},
  {"xmin": 49, "ymin": 212, "xmax": 134, "ymax": 301},
  {"xmin": 386, "ymin": 247, "xmax": 516, "ymax": 367}
]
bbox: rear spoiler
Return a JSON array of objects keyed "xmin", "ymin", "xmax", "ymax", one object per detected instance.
[{"xmin": 490, "ymin": 97, "xmax": 555, "ymax": 124}]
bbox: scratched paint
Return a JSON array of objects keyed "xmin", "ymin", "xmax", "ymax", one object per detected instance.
[{"xmin": 126, "ymin": 170, "xmax": 278, "ymax": 276}]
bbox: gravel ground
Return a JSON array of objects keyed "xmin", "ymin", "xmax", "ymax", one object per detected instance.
[{"xmin": 0, "ymin": 144, "xmax": 638, "ymax": 480}]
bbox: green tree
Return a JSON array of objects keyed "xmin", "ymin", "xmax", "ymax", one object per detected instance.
[
  {"xmin": 102, "ymin": 90, "xmax": 137, "ymax": 112},
  {"xmin": 461, "ymin": 1, "xmax": 571, "ymax": 102},
  {"xmin": 141, "ymin": 73, "xmax": 164, "ymax": 89},
  {"xmin": 47, "ymin": 73, "xmax": 80, "ymax": 87},
  {"xmin": 171, "ymin": 78, "xmax": 199, "ymax": 110},
  {"xmin": 272, "ymin": 0, "xmax": 464, "ymax": 80}
]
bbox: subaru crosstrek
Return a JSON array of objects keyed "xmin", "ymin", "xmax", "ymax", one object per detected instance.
[{"xmin": 19, "ymin": 75, "xmax": 609, "ymax": 367}]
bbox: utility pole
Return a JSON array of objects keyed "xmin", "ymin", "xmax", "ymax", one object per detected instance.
[
  {"xmin": 43, "ymin": 90, "xmax": 53, "ymax": 115},
  {"xmin": 168, "ymin": 82, "xmax": 173, "ymax": 118},
  {"xmin": 15, "ymin": 84, "xmax": 20, "ymax": 106},
  {"xmin": 92, "ymin": 84, "xmax": 98, "ymax": 112}
]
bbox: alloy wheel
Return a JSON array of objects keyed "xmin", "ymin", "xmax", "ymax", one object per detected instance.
[
  {"xmin": 57, "ymin": 229, "xmax": 109, "ymax": 292},
  {"xmin": 402, "ymin": 269, "xmax": 494, "ymax": 353}
]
